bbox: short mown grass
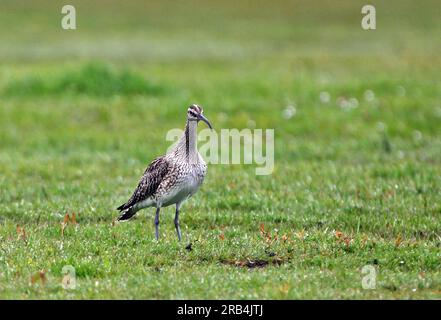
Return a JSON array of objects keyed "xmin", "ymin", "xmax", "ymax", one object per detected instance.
[
  {"xmin": 3, "ymin": 63, "xmax": 166, "ymax": 97},
  {"xmin": 0, "ymin": 0, "xmax": 440, "ymax": 299}
]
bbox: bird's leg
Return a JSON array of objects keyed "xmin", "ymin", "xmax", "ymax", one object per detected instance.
[
  {"xmin": 174, "ymin": 204, "xmax": 182, "ymax": 242},
  {"xmin": 154, "ymin": 207, "xmax": 160, "ymax": 240}
]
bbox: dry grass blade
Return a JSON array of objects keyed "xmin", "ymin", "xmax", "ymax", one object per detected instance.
[
  {"xmin": 395, "ymin": 234, "xmax": 402, "ymax": 247},
  {"xmin": 16, "ymin": 225, "xmax": 27, "ymax": 244},
  {"xmin": 71, "ymin": 212, "xmax": 77, "ymax": 225}
]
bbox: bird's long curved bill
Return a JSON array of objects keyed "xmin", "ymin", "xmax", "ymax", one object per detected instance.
[{"xmin": 198, "ymin": 114, "xmax": 213, "ymax": 129}]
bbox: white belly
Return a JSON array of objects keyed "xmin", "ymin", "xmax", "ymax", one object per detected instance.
[{"xmin": 161, "ymin": 173, "xmax": 203, "ymax": 207}]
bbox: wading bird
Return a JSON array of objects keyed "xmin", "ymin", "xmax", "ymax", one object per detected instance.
[{"xmin": 116, "ymin": 104, "xmax": 212, "ymax": 241}]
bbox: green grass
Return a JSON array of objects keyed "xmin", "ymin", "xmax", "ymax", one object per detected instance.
[
  {"xmin": 0, "ymin": 0, "xmax": 440, "ymax": 299},
  {"xmin": 3, "ymin": 63, "xmax": 166, "ymax": 96}
]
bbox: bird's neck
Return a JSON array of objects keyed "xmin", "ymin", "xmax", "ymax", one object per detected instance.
[{"xmin": 175, "ymin": 119, "xmax": 199, "ymax": 162}]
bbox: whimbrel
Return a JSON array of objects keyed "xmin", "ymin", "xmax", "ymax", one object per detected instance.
[{"xmin": 116, "ymin": 104, "xmax": 212, "ymax": 241}]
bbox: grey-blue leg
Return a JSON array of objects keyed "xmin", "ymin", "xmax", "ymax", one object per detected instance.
[
  {"xmin": 154, "ymin": 207, "xmax": 160, "ymax": 240},
  {"xmin": 174, "ymin": 203, "xmax": 182, "ymax": 241}
]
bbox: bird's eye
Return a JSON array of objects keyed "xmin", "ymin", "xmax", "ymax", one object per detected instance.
[{"xmin": 188, "ymin": 110, "xmax": 198, "ymax": 118}]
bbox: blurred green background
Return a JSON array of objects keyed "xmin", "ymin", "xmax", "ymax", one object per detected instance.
[{"xmin": 0, "ymin": 0, "xmax": 440, "ymax": 299}]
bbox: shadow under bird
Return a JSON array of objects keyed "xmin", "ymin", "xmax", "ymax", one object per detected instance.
[{"xmin": 116, "ymin": 104, "xmax": 213, "ymax": 241}]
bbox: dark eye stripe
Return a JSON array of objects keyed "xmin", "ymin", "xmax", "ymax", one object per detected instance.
[{"xmin": 188, "ymin": 110, "xmax": 198, "ymax": 117}]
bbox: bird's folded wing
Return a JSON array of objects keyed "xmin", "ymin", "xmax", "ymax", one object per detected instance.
[{"xmin": 117, "ymin": 156, "xmax": 170, "ymax": 211}]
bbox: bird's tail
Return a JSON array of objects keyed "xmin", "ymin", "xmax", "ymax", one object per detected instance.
[{"xmin": 117, "ymin": 205, "xmax": 137, "ymax": 221}]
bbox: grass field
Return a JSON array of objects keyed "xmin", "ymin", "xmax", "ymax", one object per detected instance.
[{"xmin": 0, "ymin": 0, "xmax": 440, "ymax": 299}]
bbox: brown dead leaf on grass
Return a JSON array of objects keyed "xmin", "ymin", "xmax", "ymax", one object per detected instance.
[
  {"xmin": 30, "ymin": 270, "xmax": 47, "ymax": 285},
  {"xmin": 16, "ymin": 225, "xmax": 27, "ymax": 244},
  {"xmin": 259, "ymin": 224, "xmax": 277, "ymax": 244},
  {"xmin": 71, "ymin": 212, "xmax": 77, "ymax": 225},
  {"xmin": 343, "ymin": 236, "xmax": 353, "ymax": 246},
  {"xmin": 259, "ymin": 224, "xmax": 293, "ymax": 245},
  {"xmin": 335, "ymin": 230, "xmax": 343, "ymax": 239},
  {"xmin": 335, "ymin": 230, "xmax": 353, "ymax": 246}
]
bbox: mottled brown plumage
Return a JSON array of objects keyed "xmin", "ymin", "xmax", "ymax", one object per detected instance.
[
  {"xmin": 117, "ymin": 157, "xmax": 170, "ymax": 213},
  {"xmin": 116, "ymin": 104, "xmax": 212, "ymax": 241}
]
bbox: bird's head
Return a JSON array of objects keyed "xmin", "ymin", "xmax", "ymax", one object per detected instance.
[{"xmin": 187, "ymin": 104, "xmax": 213, "ymax": 129}]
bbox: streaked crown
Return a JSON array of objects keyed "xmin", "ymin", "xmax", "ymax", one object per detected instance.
[{"xmin": 187, "ymin": 104, "xmax": 203, "ymax": 120}]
